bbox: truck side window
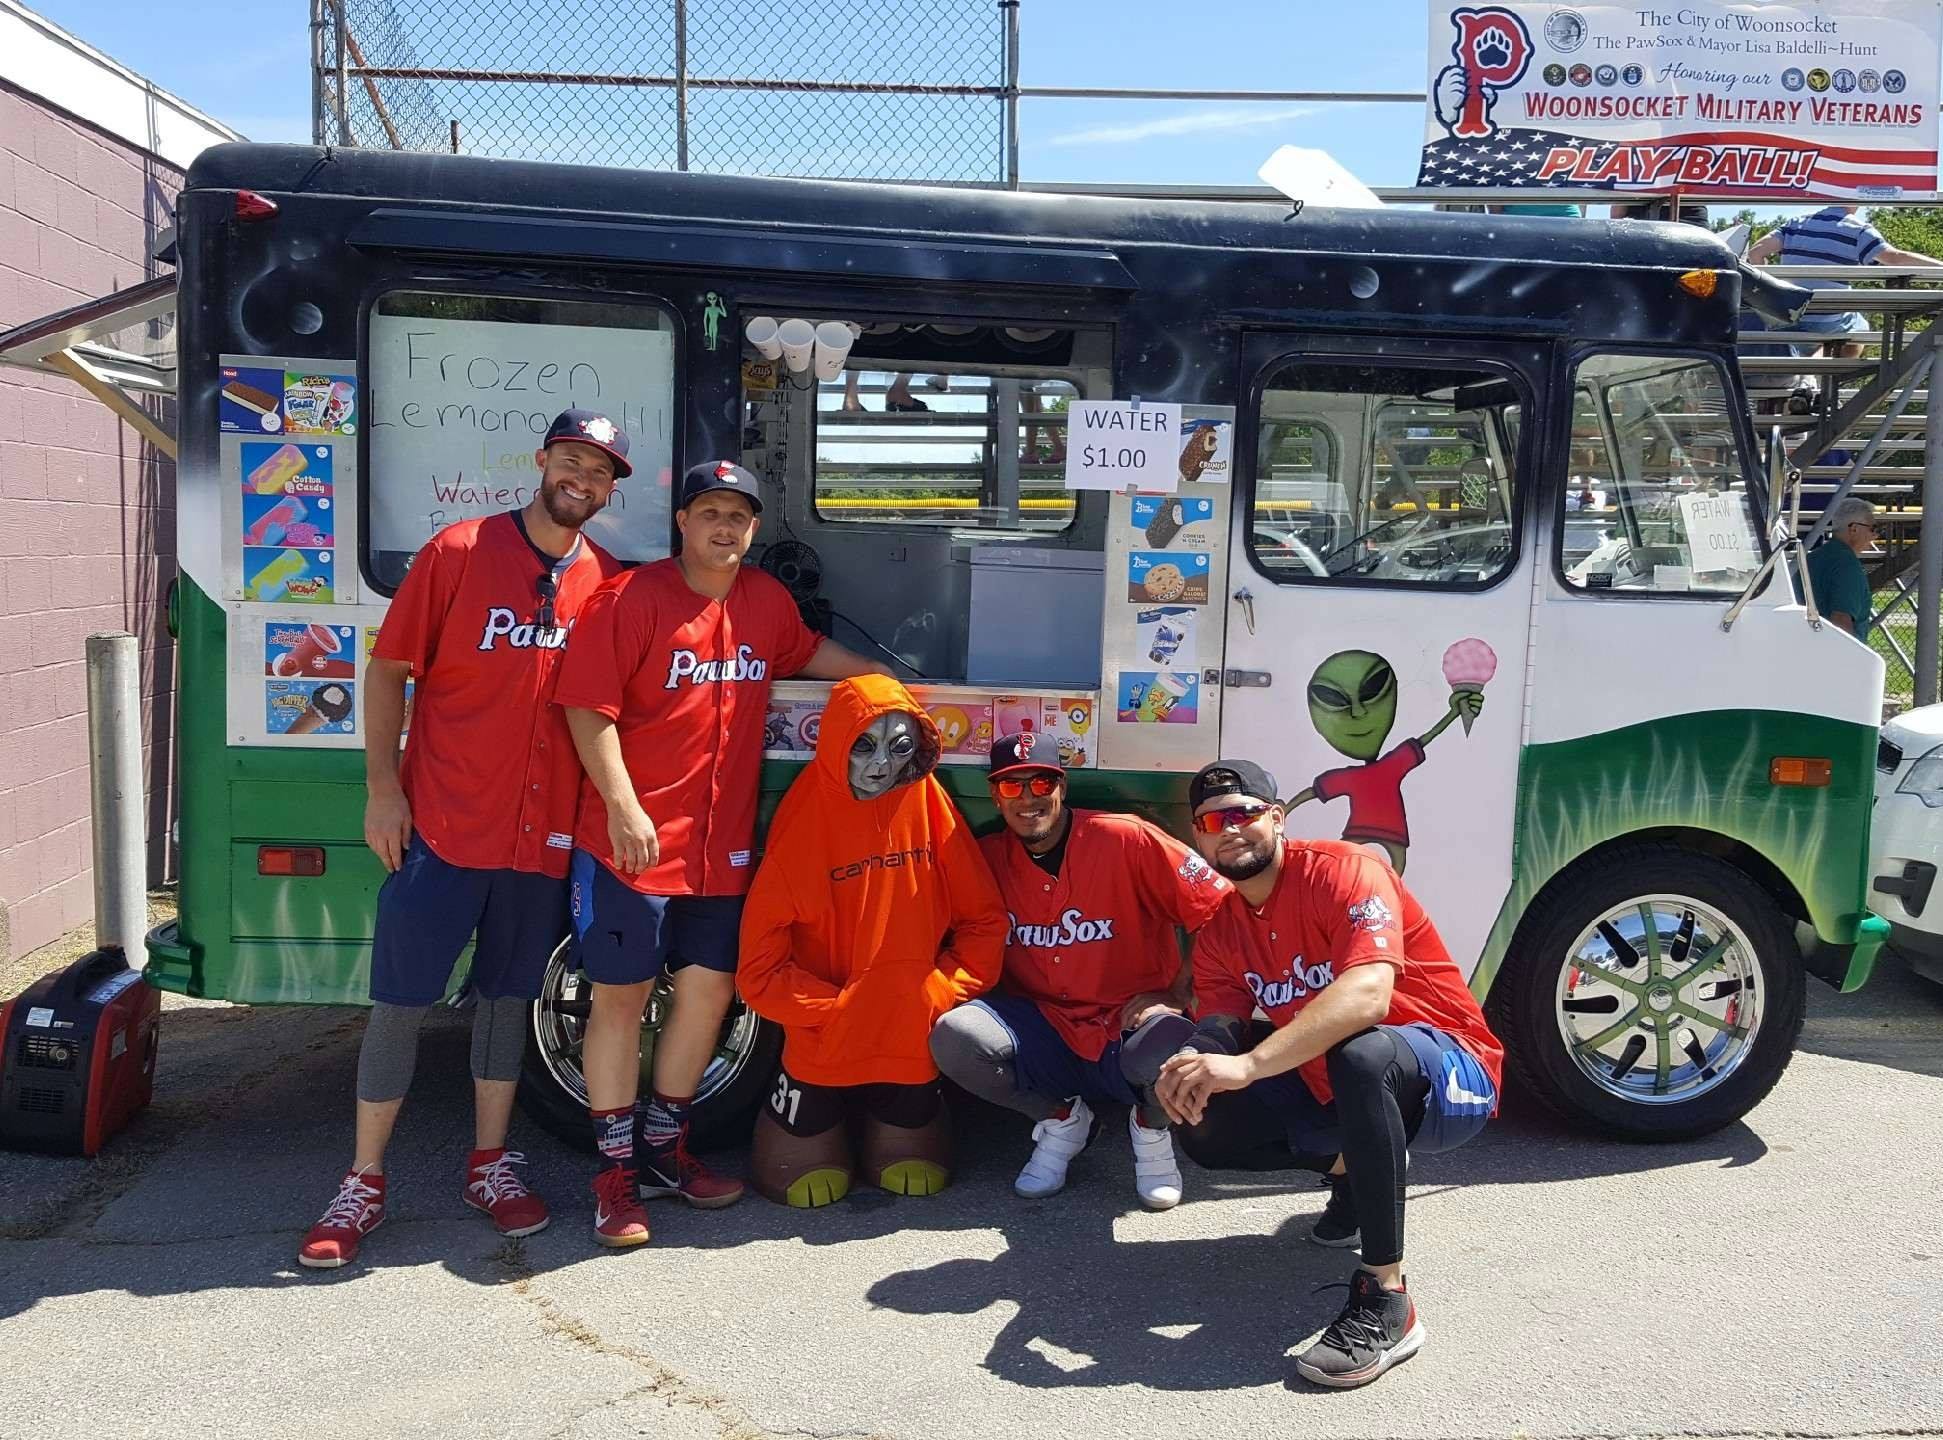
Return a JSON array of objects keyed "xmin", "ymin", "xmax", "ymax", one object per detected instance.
[
  {"xmin": 1560, "ymin": 353, "xmax": 1764, "ymax": 596},
  {"xmin": 812, "ymin": 365, "xmax": 1080, "ymax": 534},
  {"xmin": 1250, "ymin": 360, "xmax": 1523, "ymax": 588},
  {"xmin": 364, "ymin": 291, "xmax": 678, "ymax": 593}
]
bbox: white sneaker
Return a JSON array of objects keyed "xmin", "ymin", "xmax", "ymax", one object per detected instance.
[
  {"xmin": 1129, "ymin": 1111, "xmax": 1183, "ymax": 1211},
  {"xmin": 1015, "ymin": 1097, "xmax": 1094, "ymax": 1198}
]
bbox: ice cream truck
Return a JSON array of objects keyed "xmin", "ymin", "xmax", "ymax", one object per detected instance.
[{"xmin": 146, "ymin": 143, "xmax": 1884, "ymax": 1146}]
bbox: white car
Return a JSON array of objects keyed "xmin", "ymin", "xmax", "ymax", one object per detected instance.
[{"xmin": 1870, "ymin": 705, "xmax": 1943, "ymax": 984}]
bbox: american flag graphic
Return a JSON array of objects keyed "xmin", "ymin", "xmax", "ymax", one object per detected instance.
[{"xmin": 1417, "ymin": 126, "xmax": 1937, "ymax": 199}]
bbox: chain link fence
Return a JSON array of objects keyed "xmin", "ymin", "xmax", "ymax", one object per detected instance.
[{"xmin": 313, "ymin": 0, "xmax": 1016, "ymax": 181}]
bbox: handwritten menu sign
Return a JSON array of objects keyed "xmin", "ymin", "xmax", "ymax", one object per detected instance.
[{"xmin": 366, "ymin": 315, "xmax": 677, "ymax": 563}]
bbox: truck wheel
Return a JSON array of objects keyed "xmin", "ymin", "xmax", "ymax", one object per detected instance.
[
  {"xmin": 517, "ymin": 936, "xmax": 781, "ymax": 1152},
  {"xmin": 1490, "ymin": 845, "xmax": 1805, "ymax": 1140}
]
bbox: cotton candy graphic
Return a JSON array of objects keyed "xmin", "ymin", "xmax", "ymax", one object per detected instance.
[{"xmin": 1441, "ymin": 637, "xmax": 1496, "ymax": 736}]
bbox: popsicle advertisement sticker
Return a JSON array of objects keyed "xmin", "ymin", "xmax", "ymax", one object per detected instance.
[
  {"xmin": 282, "ymin": 374, "xmax": 357, "ymax": 435},
  {"xmin": 1131, "ymin": 495, "xmax": 1214, "ymax": 549},
  {"xmin": 241, "ymin": 442, "xmax": 333, "ymax": 498},
  {"xmin": 1177, "ymin": 419, "xmax": 1233, "ymax": 486},
  {"xmin": 245, "ymin": 547, "xmax": 334, "ymax": 603},
  {"xmin": 1134, "ymin": 606, "xmax": 1198, "ymax": 672},
  {"xmin": 1116, "ymin": 669, "xmax": 1199, "ymax": 725},
  {"xmin": 220, "ymin": 366, "xmax": 286, "ymax": 432}
]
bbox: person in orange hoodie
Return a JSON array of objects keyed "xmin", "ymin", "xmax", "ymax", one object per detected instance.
[{"xmin": 739, "ymin": 675, "xmax": 1007, "ymax": 1207}]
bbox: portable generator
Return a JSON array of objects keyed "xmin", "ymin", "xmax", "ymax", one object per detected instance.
[{"xmin": 0, "ymin": 947, "xmax": 160, "ymax": 1155}]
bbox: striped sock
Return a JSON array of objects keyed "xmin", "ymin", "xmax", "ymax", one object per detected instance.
[{"xmin": 592, "ymin": 1106, "xmax": 633, "ymax": 1166}]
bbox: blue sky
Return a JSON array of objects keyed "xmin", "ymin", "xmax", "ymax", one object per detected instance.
[{"xmin": 29, "ymin": 0, "xmax": 1432, "ymax": 187}]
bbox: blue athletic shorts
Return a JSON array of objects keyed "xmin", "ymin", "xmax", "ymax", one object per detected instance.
[
  {"xmin": 1247, "ymin": 1023, "xmax": 1496, "ymax": 1159},
  {"xmin": 569, "ymin": 848, "xmax": 743, "ymax": 985},
  {"xmin": 369, "ymin": 834, "xmax": 568, "ymax": 1005},
  {"xmin": 971, "ymin": 992, "xmax": 1142, "ymax": 1109}
]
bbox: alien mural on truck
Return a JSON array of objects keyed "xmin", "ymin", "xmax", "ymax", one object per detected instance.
[{"xmin": 1287, "ymin": 639, "xmax": 1497, "ymax": 875}]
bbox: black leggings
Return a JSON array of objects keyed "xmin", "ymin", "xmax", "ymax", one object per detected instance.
[
  {"xmin": 769, "ymin": 1064, "xmax": 942, "ymax": 1137},
  {"xmin": 1177, "ymin": 1026, "xmax": 1429, "ymax": 1267}
]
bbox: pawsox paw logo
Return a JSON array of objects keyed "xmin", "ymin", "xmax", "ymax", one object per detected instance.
[{"xmin": 1433, "ymin": 6, "xmax": 1536, "ymax": 142}]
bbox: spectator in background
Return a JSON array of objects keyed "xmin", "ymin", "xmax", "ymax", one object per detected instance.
[
  {"xmin": 1805, "ymin": 496, "xmax": 1879, "ymax": 641},
  {"xmin": 1746, "ymin": 207, "xmax": 1943, "ymax": 358}
]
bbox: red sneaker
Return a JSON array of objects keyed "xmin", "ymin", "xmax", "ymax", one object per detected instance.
[
  {"xmin": 637, "ymin": 1140, "xmax": 745, "ymax": 1209},
  {"xmin": 591, "ymin": 1165, "xmax": 650, "ymax": 1248},
  {"xmin": 463, "ymin": 1149, "xmax": 550, "ymax": 1237},
  {"xmin": 298, "ymin": 1168, "xmax": 385, "ymax": 1269}
]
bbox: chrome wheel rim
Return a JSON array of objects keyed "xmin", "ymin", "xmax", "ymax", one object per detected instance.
[
  {"xmin": 1554, "ymin": 894, "xmax": 1764, "ymax": 1105},
  {"xmin": 530, "ymin": 937, "xmax": 765, "ymax": 1111}
]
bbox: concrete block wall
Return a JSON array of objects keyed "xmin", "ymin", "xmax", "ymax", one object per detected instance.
[{"xmin": 0, "ymin": 79, "xmax": 181, "ymax": 959}]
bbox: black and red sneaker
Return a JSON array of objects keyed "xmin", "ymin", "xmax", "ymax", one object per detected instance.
[
  {"xmin": 637, "ymin": 1139, "xmax": 745, "ymax": 1209},
  {"xmin": 1294, "ymin": 1268, "xmax": 1425, "ymax": 1388}
]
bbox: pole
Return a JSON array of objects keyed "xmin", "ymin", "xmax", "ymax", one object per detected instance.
[
  {"xmin": 309, "ymin": 0, "xmax": 327, "ymax": 145},
  {"xmin": 334, "ymin": 0, "xmax": 352, "ymax": 145},
  {"xmin": 674, "ymin": 0, "xmax": 690, "ymax": 172},
  {"xmin": 1918, "ymin": 394, "xmax": 1943, "ymax": 705},
  {"xmin": 86, "ymin": 634, "xmax": 147, "ymax": 957},
  {"xmin": 1000, "ymin": 0, "xmax": 1020, "ymax": 188}
]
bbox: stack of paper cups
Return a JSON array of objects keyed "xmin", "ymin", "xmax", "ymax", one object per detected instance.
[
  {"xmin": 813, "ymin": 322, "xmax": 854, "ymax": 382},
  {"xmin": 777, "ymin": 319, "xmax": 816, "ymax": 375},
  {"xmin": 744, "ymin": 316, "xmax": 782, "ymax": 359}
]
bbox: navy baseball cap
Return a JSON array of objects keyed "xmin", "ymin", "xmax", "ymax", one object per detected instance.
[
  {"xmin": 680, "ymin": 460, "xmax": 765, "ymax": 514},
  {"xmin": 989, "ymin": 730, "xmax": 1064, "ymax": 779},
  {"xmin": 543, "ymin": 408, "xmax": 632, "ymax": 479},
  {"xmin": 1188, "ymin": 759, "xmax": 1279, "ymax": 811}
]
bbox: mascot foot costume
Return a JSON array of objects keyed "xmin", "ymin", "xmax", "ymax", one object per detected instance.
[{"xmin": 739, "ymin": 676, "xmax": 1007, "ymax": 1208}]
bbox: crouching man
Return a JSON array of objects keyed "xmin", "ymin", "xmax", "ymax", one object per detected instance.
[
  {"xmin": 930, "ymin": 731, "xmax": 1231, "ymax": 1209},
  {"xmin": 739, "ymin": 676, "xmax": 1008, "ymax": 1206},
  {"xmin": 1156, "ymin": 759, "xmax": 1503, "ymax": 1390}
]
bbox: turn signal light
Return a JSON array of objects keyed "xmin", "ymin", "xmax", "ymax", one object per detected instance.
[
  {"xmin": 1769, "ymin": 757, "xmax": 1832, "ymax": 788},
  {"xmin": 234, "ymin": 190, "xmax": 280, "ymax": 222},
  {"xmin": 258, "ymin": 845, "xmax": 326, "ymax": 876},
  {"xmin": 1678, "ymin": 269, "xmax": 1718, "ymax": 299}
]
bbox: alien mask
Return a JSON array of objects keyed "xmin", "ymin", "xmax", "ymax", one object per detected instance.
[{"xmin": 850, "ymin": 711, "xmax": 924, "ymax": 799}]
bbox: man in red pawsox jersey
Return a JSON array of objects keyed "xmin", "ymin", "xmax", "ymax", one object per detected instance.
[
  {"xmin": 1156, "ymin": 759, "xmax": 1503, "ymax": 1391},
  {"xmin": 929, "ymin": 731, "xmax": 1231, "ymax": 1211},
  {"xmin": 299, "ymin": 408, "xmax": 628, "ymax": 1271},
  {"xmin": 556, "ymin": 461, "xmax": 885, "ymax": 1248}
]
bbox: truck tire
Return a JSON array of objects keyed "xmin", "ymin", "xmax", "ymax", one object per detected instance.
[
  {"xmin": 517, "ymin": 936, "xmax": 781, "ymax": 1153},
  {"xmin": 1489, "ymin": 844, "xmax": 1805, "ymax": 1141}
]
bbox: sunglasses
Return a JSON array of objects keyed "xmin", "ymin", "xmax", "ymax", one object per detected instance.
[
  {"xmin": 992, "ymin": 774, "xmax": 1061, "ymax": 799},
  {"xmin": 1191, "ymin": 802, "xmax": 1273, "ymax": 835},
  {"xmin": 535, "ymin": 572, "xmax": 558, "ymax": 632}
]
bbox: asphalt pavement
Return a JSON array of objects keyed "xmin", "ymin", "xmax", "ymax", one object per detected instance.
[{"xmin": 2, "ymin": 955, "xmax": 1940, "ymax": 1440}]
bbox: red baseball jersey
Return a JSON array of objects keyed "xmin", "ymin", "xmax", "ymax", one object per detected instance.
[
  {"xmin": 371, "ymin": 512, "xmax": 620, "ymax": 877},
  {"xmin": 980, "ymin": 809, "xmax": 1232, "ymax": 1060},
  {"xmin": 1192, "ymin": 837, "xmax": 1503, "ymax": 1105},
  {"xmin": 553, "ymin": 558, "xmax": 823, "ymax": 896}
]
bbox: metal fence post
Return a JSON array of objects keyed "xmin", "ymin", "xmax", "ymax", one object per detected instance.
[
  {"xmin": 1000, "ymin": 0, "xmax": 1020, "ymax": 188},
  {"xmin": 334, "ymin": 1, "xmax": 351, "ymax": 145},
  {"xmin": 310, "ymin": 0, "xmax": 327, "ymax": 145},
  {"xmin": 86, "ymin": 634, "xmax": 148, "ymax": 957},
  {"xmin": 675, "ymin": 0, "xmax": 690, "ymax": 171},
  {"xmin": 1918, "ymin": 395, "xmax": 1943, "ymax": 706}
]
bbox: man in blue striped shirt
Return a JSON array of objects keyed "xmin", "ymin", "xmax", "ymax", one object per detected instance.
[{"xmin": 1747, "ymin": 206, "xmax": 1942, "ymax": 355}]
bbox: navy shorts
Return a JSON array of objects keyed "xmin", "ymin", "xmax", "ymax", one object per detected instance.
[
  {"xmin": 1250, "ymin": 1023, "xmax": 1496, "ymax": 1158},
  {"xmin": 972, "ymin": 992, "xmax": 1142, "ymax": 1109},
  {"xmin": 569, "ymin": 848, "xmax": 743, "ymax": 985},
  {"xmin": 369, "ymin": 835, "xmax": 568, "ymax": 1006}
]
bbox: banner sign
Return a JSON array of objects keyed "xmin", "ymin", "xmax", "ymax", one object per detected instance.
[{"xmin": 1417, "ymin": 3, "xmax": 1941, "ymax": 199}]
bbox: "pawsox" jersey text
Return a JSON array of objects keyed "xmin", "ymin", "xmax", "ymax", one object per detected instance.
[
  {"xmin": 665, "ymin": 644, "xmax": 770, "ymax": 688},
  {"xmin": 1245, "ymin": 957, "xmax": 1336, "ymax": 1008},
  {"xmin": 476, "ymin": 608, "xmax": 573, "ymax": 651},
  {"xmin": 1007, "ymin": 907, "xmax": 1117, "ymax": 950}
]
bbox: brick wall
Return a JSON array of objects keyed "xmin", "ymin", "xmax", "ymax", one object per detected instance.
[{"xmin": 0, "ymin": 80, "xmax": 180, "ymax": 959}]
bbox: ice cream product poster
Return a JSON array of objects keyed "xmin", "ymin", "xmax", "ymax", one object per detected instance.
[
  {"xmin": 1126, "ymin": 550, "xmax": 1211, "ymax": 605},
  {"xmin": 241, "ymin": 441, "xmax": 333, "ymax": 498},
  {"xmin": 1133, "ymin": 606, "xmax": 1198, "ymax": 673},
  {"xmin": 245, "ymin": 546, "xmax": 334, "ymax": 604},
  {"xmin": 267, "ymin": 679, "xmax": 356, "ymax": 736},
  {"xmin": 1177, "ymin": 419, "xmax": 1233, "ymax": 486},
  {"xmin": 1116, "ymin": 669, "xmax": 1199, "ymax": 725},
  {"xmin": 265, "ymin": 622, "xmax": 355, "ymax": 678},
  {"xmin": 1131, "ymin": 495, "xmax": 1215, "ymax": 549},
  {"xmin": 220, "ymin": 366, "xmax": 287, "ymax": 433},
  {"xmin": 281, "ymin": 374, "xmax": 357, "ymax": 435}
]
